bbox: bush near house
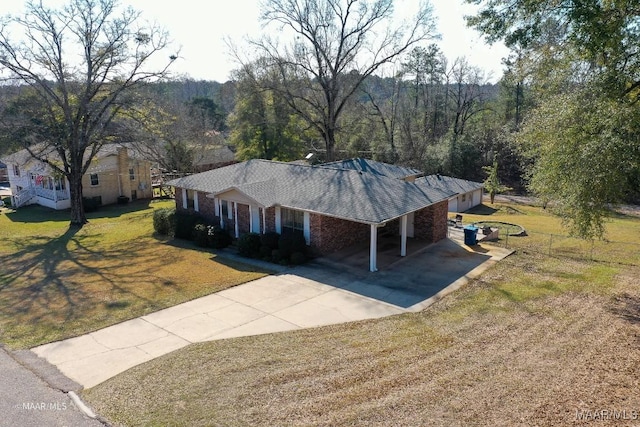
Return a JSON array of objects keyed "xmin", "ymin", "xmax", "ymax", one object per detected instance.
[
  {"xmin": 194, "ymin": 224, "xmax": 232, "ymax": 249},
  {"xmin": 238, "ymin": 231, "xmax": 308, "ymax": 266},
  {"xmin": 238, "ymin": 232, "xmax": 262, "ymax": 258},
  {"xmin": 152, "ymin": 207, "xmax": 176, "ymax": 236},
  {"xmin": 162, "ymin": 210, "xmax": 232, "ymax": 250},
  {"xmin": 174, "ymin": 211, "xmax": 202, "ymax": 240}
]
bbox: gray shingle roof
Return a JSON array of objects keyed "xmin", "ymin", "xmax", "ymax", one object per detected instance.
[
  {"xmin": 321, "ymin": 158, "xmax": 423, "ymax": 179},
  {"xmin": 416, "ymin": 174, "xmax": 484, "ymax": 196},
  {"xmin": 167, "ymin": 159, "xmax": 455, "ymax": 224}
]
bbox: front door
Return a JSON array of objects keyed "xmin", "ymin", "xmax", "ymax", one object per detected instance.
[
  {"xmin": 400, "ymin": 212, "xmax": 415, "ymax": 238},
  {"xmin": 250, "ymin": 206, "xmax": 261, "ymax": 233}
]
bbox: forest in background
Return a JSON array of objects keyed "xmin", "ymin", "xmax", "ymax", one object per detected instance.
[
  {"xmin": 136, "ymin": 55, "xmax": 527, "ymax": 192},
  {"xmin": 1, "ymin": 0, "xmax": 638, "ymax": 235}
]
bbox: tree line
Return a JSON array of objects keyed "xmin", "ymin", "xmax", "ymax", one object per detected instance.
[{"xmin": 0, "ymin": 0, "xmax": 637, "ymax": 239}]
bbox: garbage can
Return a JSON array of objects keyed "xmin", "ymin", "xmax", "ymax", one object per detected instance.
[{"xmin": 464, "ymin": 225, "xmax": 478, "ymax": 246}]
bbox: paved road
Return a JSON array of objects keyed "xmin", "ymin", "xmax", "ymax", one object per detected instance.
[{"xmin": 0, "ymin": 346, "xmax": 105, "ymax": 427}]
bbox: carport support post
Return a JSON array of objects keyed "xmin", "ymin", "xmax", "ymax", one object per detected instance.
[
  {"xmin": 234, "ymin": 202, "xmax": 239, "ymax": 238},
  {"xmin": 400, "ymin": 215, "xmax": 407, "ymax": 257},
  {"xmin": 370, "ymin": 224, "xmax": 378, "ymax": 272}
]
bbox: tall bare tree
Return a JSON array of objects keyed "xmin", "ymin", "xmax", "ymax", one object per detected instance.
[
  {"xmin": 0, "ymin": 0, "xmax": 175, "ymax": 226},
  {"xmin": 240, "ymin": 0, "xmax": 437, "ymax": 161}
]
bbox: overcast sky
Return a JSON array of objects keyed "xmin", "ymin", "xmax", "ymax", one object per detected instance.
[{"xmin": 0, "ymin": 0, "xmax": 510, "ymax": 83}]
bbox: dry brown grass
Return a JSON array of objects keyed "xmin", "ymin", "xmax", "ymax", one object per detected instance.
[
  {"xmin": 0, "ymin": 200, "xmax": 269, "ymax": 349},
  {"xmin": 83, "ymin": 251, "xmax": 640, "ymax": 427}
]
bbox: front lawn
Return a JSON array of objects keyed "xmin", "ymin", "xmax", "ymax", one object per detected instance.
[
  {"xmin": 82, "ymin": 202, "xmax": 640, "ymax": 426},
  {"xmin": 0, "ymin": 200, "xmax": 270, "ymax": 349}
]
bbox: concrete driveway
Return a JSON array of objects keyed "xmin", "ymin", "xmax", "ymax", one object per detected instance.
[{"xmin": 31, "ymin": 235, "xmax": 512, "ymax": 390}]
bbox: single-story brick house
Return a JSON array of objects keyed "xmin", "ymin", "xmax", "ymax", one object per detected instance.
[
  {"xmin": 417, "ymin": 174, "xmax": 484, "ymax": 213},
  {"xmin": 167, "ymin": 158, "xmax": 463, "ymax": 272}
]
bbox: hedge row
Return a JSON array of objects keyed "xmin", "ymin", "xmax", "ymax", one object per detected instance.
[
  {"xmin": 153, "ymin": 208, "xmax": 232, "ymax": 249},
  {"xmin": 238, "ymin": 231, "xmax": 308, "ymax": 266},
  {"xmin": 153, "ymin": 209, "xmax": 308, "ymax": 265}
]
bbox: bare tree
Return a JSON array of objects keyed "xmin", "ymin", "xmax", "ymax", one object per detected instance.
[
  {"xmin": 239, "ymin": 0, "xmax": 437, "ymax": 161},
  {"xmin": 0, "ymin": 0, "xmax": 175, "ymax": 226}
]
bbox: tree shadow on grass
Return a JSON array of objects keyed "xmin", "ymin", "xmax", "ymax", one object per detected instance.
[
  {"xmin": 465, "ymin": 204, "xmax": 498, "ymax": 215},
  {"xmin": 610, "ymin": 293, "xmax": 640, "ymax": 324},
  {"xmin": 3, "ymin": 199, "xmax": 159, "ymax": 224},
  {"xmin": 0, "ymin": 225, "xmax": 174, "ymax": 347},
  {"xmin": 161, "ymin": 236, "xmax": 276, "ymax": 275}
]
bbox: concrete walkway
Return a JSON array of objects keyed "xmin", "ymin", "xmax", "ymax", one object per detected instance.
[{"xmin": 31, "ymin": 235, "xmax": 512, "ymax": 390}]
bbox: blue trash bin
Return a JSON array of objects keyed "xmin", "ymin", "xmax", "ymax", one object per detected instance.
[{"xmin": 464, "ymin": 225, "xmax": 478, "ymax": 246}]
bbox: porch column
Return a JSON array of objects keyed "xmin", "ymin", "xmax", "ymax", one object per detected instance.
[
  {"xmin": 400, "ymin": 215, "xmax": 408, "ymax": 257},
  {"xmin": 275, "ymin": 207, "xmax": 281, "ymax": 233},
  {"xmin": 369, "ymin": 224, "xmax": 378, "ymax": 272},
  {"xmin": 234, "ymin": 202, "xmax": 239, "ymax": 238},
  {"xmin": 249, "ymin": 205, "xmax": 254, "ymax": 233},
  {"xmin": 262, "ymin": 207, "xmax": 266, "ymax": 234}
]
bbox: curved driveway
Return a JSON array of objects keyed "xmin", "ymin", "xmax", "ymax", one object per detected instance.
[{"xmin": 32, "ymin": 236, "xmax": 512, "ymax": 390}]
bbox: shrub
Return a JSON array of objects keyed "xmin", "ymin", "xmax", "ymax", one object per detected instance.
[
  {"xmin": 278, "ymin": 232, "xmax": 307, "ymax": 259},
  {"xmin": 238, "ymin": 232, "xmax": 262, "ymax": 258},
  {"xmin": 174, "ymin": 211, "xmax": 200, "ymax": 240},
  {"xmin": 1, "ymin": 197, "xmax": 11, "ymax": 207},
  {"xmin": 208, "ymin": 225, "xmax": 232, "ymax": 249},
  {"xmin": 259, "ymin": 245, "xmax": 272, "ymax": 260},
  {"xmin": 193, "ymin": 224, "xmax": 210, "ymax": 247},
  {"xmin": 290, "ymin": 251, "xmax": 307, "ymax": 265},
  {"xmin": 153, "ymin": 208, "xmax": 176, "ymax": 236},
  {"xmin": 260, "ymin": 232, "xmax": 280, "ymax": 250},
  {"xmin": 271, "ymin": 249, "xmax": 283, "ymax": 263}
]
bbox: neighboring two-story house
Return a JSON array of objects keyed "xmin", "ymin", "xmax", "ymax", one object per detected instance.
[{"xmin": 1, "ymin": 144, "xmax": 153, "ymax": 210}]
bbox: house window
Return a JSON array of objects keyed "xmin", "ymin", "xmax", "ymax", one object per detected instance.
[
  {"xmin": 13, "ymin": 164, "xmax": 20, "ymax": 177},
  {"xmin": 461, "ymin": 194, "xmax": 466, "ymax": 202},
  {"xmin": 282, "ymin": 208, "xmax": 304, "ymax": 235},
  {"xmin": 90, "ymin": 173, "xmax": 99, "ymax": 186},
  {"xmin": 186, "ymin": 189, "xmax": 195, "ymax": 209},
  {"xmin": 129, "ymin": 168, "xmax": 135, "ymax": 180}
]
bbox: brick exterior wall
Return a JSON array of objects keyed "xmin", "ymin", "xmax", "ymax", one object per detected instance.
[
  {"xmin": 174, "ymin": 189, "xmax": 218, "ymax": 225},
  {"xmin": 174, "ymin": 187, "xmax": 184, "ymax": 211},
  {"xmin": 264, "ymin": 207, "xmax": 276, "ymax": 233},
  {"xmin": 413, "ymin": 200, "xmax": 448, "ymax": 243},
  {"xmin": 309, "ymin": 213, "xmax": 370, "ymax": 255},
  {"xmin": 197, "ymin": 193, "xmax": 217, "ymax": 223},
  {"xmin": 236, "ymin": 203, "xmax": 250, "ymax": 234},
  {"xmin": 173, "ymin": 191, "xmax": 448, "ymax": 252},
  {"xmin": 173, "ymin": 199, "xmax": 277, "ymax": 237}
]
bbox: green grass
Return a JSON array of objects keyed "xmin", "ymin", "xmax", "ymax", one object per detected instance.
[
  {"xmin": 82, "ymin": 201, "xmax": 640, "ymax": 426},
  {"xmin": 0, "ymin": 199, "xmax": 270, "ymax": 349},
  {"xmin": 82, "ymin": 254, "xmax": 639, "ymax": 426},
  {"xmin": 462, "ymin": 202, "xmax": 640, "ymax": 265}
]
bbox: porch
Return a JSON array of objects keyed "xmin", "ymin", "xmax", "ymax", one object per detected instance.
[{"xmin": 320, "ymin": 234, "xmax": 435, "ymax": 272}]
